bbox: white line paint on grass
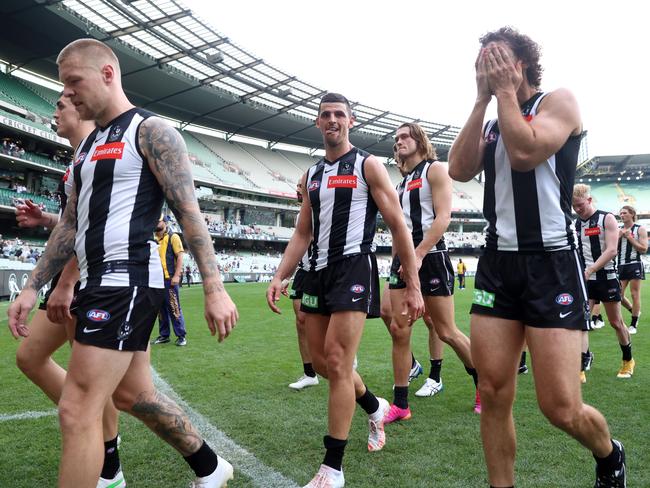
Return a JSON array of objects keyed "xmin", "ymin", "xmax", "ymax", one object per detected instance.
[
  {"xmin": 0, "ymin": 409, "xmax": 57, "ymax": 422},
  {"xmin": 151, "ymin": 367, "xmax": 300, "ymax": 488}
]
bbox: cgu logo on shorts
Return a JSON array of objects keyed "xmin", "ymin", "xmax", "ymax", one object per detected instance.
[
  {"xmin": 555, "ymin": 293, "xmax": 574, "ymax": 306},
  {"xmin": 87, "ymin": 309, "xmax": 111, "ymax": 322},
  {"xmin": 91, "ymin": 142, "xmax": 125, "ymax": 161},
  {"xmin": 584, "ymin": 227, "xmax": 601, "ymax": 237},
  {"xmin": 350, "ymin": 284, "xmax": 365, "ymax": 294},
  {"xmin": 327, "ymin": 175, "xmax": 357, "ymax": 188}
]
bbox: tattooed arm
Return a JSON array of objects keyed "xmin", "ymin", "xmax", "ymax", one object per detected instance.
[
  {"xmin": 7, "ymin": 182, "xmax": 78, "ymax": 338},
  {"xmin": 139, "ymin": 117, "xmax": 238, "ymax": 342}
]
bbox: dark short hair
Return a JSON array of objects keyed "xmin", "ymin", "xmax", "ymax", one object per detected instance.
[
  {"xmin": 319, "ymin": 92, "xmax": 352, "ymax": 115},
  {"xmin": 480, "ymin": 26, "xmax": 543, "ymax": 88}
]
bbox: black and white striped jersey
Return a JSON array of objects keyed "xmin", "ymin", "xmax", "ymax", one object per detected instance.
[
  {"xmin": 575, "ymin": 210, "xmax": 617, "ymax": 281},
  {"xmin": 73, "ymin": 108, "xmax": 164, "ymax": 289},
  {"xmin": 618, "ymin": 224, "xmax": 643, "ymax": 266},
  {"xmin": 57, "ymin": 164, "xmax": 74, "ymax": 216},
  {"xmin": 396, "ymin": 159, "xmax": 446, "ymax": 253},
  {"xmin": 306, "ymin": 147, "xmax": 377, "ymax": 271},
  {"xmin": 482, "ymin": 92, "xmax": 581, "ymax": 252}
]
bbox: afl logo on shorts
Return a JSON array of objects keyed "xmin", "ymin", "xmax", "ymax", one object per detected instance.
[
  {"xmin": 350, "ymin": 284, "xmax": 365, "ymax": 294},
  {"xmin": 555, "ymin": 293, "xmax": 574, "ymax": 306},
  {"xmin": 87, "ymin": 309, "xmax": 111, "ymax": 322},
  {"xmin": 430, "ymin": 278, "xmax": 440, "ymax": 285},
  {"xmin": 308, "ymin": 180, "xmax": 320, "ymax": 191}
]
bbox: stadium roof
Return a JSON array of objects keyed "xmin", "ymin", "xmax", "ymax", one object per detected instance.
[
  {"xmin": 0, "ymin": 0, "xmax": 460, "ymax": 158},
  {"xmin": 578, "ymin": 153, "xmax": 650, "ymax": 178}
]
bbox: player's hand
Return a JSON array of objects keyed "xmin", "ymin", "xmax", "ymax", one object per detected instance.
[
  {"xmin": 475, "ymin": 48, "xmax": 493, "ymax": 102},
  {"xmin": 266, "ymin": 277, "xmax": 284, "ymax": 314},
  {"xmin": 7, "ymin": 288, "xmax": 38, "ymax": 338},
  {"xmin": 402, "ymin": 285, "xmax": 425, "ymax": 325},
  {"xmin": 584, "ymin": 267, "xmax": 593, "ymax": 281},
  {"xmin": 171, "ymin": 275, "xmax": 180, "ymax": 287},
  {"xmin": 280, "ymin": 278, "xmax": 291, "ymax": 297},
  {"xmin": 15, "ymin": 199, "xmax": 45, "ymax": 228},
  {"xmin": 204, "ymin": 289, "xmax": 238, "ymax": 342},
  {"xmin": 484, "ymin": 43, "xmax": 523, "ymax": 97},
  {"xmin": 46, "ymin": 283, "xmax": 74, "ymax": 324}
]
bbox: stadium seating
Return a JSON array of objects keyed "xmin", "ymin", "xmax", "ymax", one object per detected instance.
[
  {"xmin": 0, "ymin": 188, "xmax": 59, "ymax": 213},
  {"xmin": 0, "ymin": 72, "xmax": 55, "ymax": 118},
  {"xmin": 451, "ymin": 179, "xmax": 483, "ymax": 212},
  {"xmin": 275, "ymin": 150, "xmax": 319, "ymax": 173},
  {"xmin": 589, "ymin": 181, "xmax": 650, "ymax": 214}
]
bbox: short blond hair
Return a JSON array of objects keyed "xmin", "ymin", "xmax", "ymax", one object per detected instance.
[
  {"xmin": 573, "ymin": 183, "xmax": 591, "ymax": 199},
  {"xmin": 57, "ymin": 38, "xmax": 121, "ymax": 72}
]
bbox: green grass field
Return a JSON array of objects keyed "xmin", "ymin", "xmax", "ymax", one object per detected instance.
[{"xmin": 1, "ymin": 279, "xmax": 648, "ymax": 487}]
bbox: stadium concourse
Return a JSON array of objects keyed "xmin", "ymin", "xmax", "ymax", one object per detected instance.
[{"xmin": 0, "ymin": 1, "xmax": 649, "ymax": 487}]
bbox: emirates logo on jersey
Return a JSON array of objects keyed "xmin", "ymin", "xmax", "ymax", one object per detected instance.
[
  {"xmin": 327, "ymin": 175, "xmax": 357, "ymax": 188},
  {"xmin": 407, "ymin": 178, "xmax": 423, "ymax": 191},
  {"xmin": 91, "ymin": 142, "xmax": 125, "ymax": 161},
  {"xmin": 584, "ymin": 227, "xmax": 601, "ymax": 236}
]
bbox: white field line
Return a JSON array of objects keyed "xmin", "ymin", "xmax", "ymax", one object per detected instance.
[
  {"xmin": 0, "ymin": 409, "xmax": 57, "ymax": 422},
  {"xmin": 151, "ymin": 367, "xmax": 300, "ymax": 488}
]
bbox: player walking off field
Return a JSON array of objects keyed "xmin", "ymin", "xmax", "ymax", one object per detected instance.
[
  {"xmin": 573, "ymin": 184, "xmax": 635, "ymax": 382},
  {"xmin": 8, "ymin": 39, "xmax": 238, "ymax": 488},
  {"xmin": 617, "ymin": 205, "xmax": 647, "ymax": 334},
  {"xmin": 448, "ymin": 27, "xmax": 627, "ymax": 487},
  {"xmin": 267, "ymin": 92, "xmax": 424, "ymax": 488}
]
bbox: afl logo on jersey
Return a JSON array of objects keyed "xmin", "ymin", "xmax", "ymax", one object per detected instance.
[
  {"xmin": 485, "ymin": 131, "xmax": 497, "ymax": 144},
  {"xmin": 555, "ymin": 293, "xmax": 574, "ymax": 306},
  {"xmin": 75, "ymin": 152, "xmax": 87, "ymax": 166},
  {"xmin": 87, "ymin": 309, "xmax": 111, "ymax": 322},
  {"xmin": 308, "ymin": 180, "xmax": 320, "ymax": 191},
  {"xmin": 350, "ymin": 284, "xmax": 365, "ymax": 294}
]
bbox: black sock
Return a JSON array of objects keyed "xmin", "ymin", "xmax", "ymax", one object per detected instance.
[
  {"xmin": 356, "ymin": 387, "xmax": 380, "ymax": 415},
  {"xmin": 519, "ymin": 351, "xmax": 527, "ymax": 368},
  {"xmin": 597, "ymin": 314, "xmax": 604, "ymax": 322},
  {"xmin": 100, "ymin": 436, "xmax": 120, "ymax": 479},
  {"xmin": 591, "ymin": 314, "xmax": 598, "ymax": 323},
  {"xmin": 393, "ymin": 386, "xmax": 409, "ymax": 409},
  {"xmin": 594, "ymin": 440, "xmax": 623, "ymax": 472},
  {"xmin": 303, "ymin": 362, "xmax": 316, "ymax": 377},
  {"xmin": 411, "ymin": 353, "xmax": 417, "ymax": 368},
  {"xmin": 465, "ymin": 366, "xmax": 479, "ymax": 388},
  {"xmin": 322, "ymin": 435, "xmax": 347, "ymax": 471},
  {"xmin": 620, "ymin": 343, "xmax": 632, "ymax": 362},
  {"xmin": 429, "ymin": 359, "xmax": 443, "ymax": 382},
  {"xmin": 184, "ymin": 441, "xmax": 218, "ymax": 478},
  {"xmin": 581, "ymin": 352, "xmax": 589, "ymax": 371},
  {"xmin": 631, "ymin": 316, "xmax": 639, "ymax": 328}
]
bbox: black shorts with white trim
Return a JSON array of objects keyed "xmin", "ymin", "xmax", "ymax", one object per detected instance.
[
  {"xmin": 300, "ymin": 253, "xmax": 380, "ymax": 318},
  {"xmin": 618, "ymin": 262, "xmax": 645, "ymax": 281},
  {"xmin": 388, "ymin": 251, "xmax": 454, "ymax": 296},
  {"xmin": 75, "ymin": 286, "xmax": 164, "ymax": 351},
  {"xmin": 289, "ymin": 268, "xmax": 307, "ymax": 300},
  {"xmin": 587, "ymin": 278, "xmax": 621, "ymax": 303},
  {"xmin": 470, "ymin": 249, "xmax": 590, "ymax": 330}
]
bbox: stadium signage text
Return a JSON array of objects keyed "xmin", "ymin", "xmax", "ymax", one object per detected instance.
[
  {"xmin": 91, "ymin": 142, "xmax": 125, "ymax": 161},
  {"xmin": 327, "ymin": 175, "xmax": 357, "ymax": 188}
]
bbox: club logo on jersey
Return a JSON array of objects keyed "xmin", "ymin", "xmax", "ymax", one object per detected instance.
[
  {"xmin": 584, "ymin": 227, "xmax": 601, "ymax": 237},
  {"xmin": 91, "ymin": 142, "xmax": 125, "ymax": 161},
  {"xmin": 74, "ymin": 152, "xmax": 87, "ymax": 166},
  {"xmin": 350, "ymin": 284, "xmax": 365, "ymax": 294},
  {"xmin": 86, "ymin": 309, "xmax": 111, "ymax": 322},
  {"xmin": 327, "ymin": 175, "xmax": 357, "ymax": 188},
  {"xmin": 407, "ymin": 178, "xmax": 423, "ymax": 191},
  {"xmin": 108, "ymin": 125, "xmax": 122, "ymax": 142},
  {"xmin": 308, "ymin": 180, "xmax": 320, "ymax": 191},
  {"xmin": 555, "ymin": 293, "xmax": 574, "ymax": 306},
  {"xmin": 485, "ymin": 131, "xmax": 498, "ymax": 144}
]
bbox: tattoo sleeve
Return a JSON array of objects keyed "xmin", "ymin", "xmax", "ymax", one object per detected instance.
[
  {"xmin": 139, "ymin": 117, "xmax": 224, "ymax": 294},
  {"xmin": 26, "ymin": 184, "xmax": 78, "ymax": 291}
]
